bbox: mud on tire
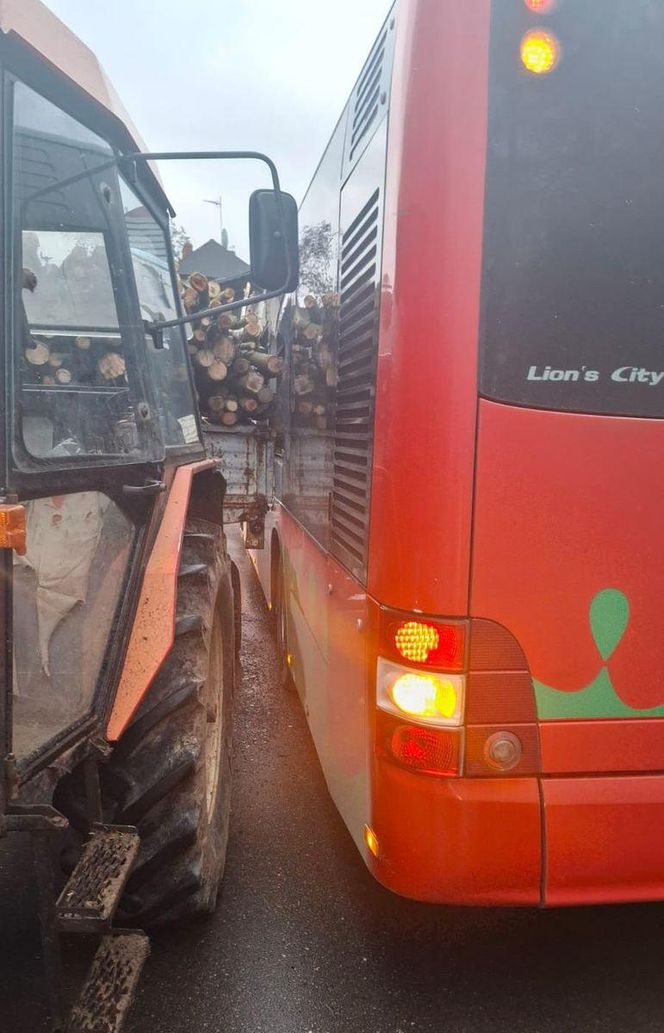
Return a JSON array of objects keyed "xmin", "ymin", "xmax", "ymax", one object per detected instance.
[{"xmin": 57, "ymin": 517, "xmax": 235, "ymax": 927}]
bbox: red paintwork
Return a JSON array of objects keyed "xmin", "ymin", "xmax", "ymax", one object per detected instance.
[
  {"xmin": 276, "ymin": 505, "xmax": 372, "ymax": 848},
  {"xmin": 371, "ymin": 762, "xmax": 541, "ymax": 905},
  {"xmin": 472, "ymin": 400, "xmax": 664, "ymax": 711},
  {"xmin": 543, "ymin": 777, "xmax": 664, "ymax": 905},
  {"xmin": 368, "ymin": 0, "xmax": 491, "ymax": 616},
  {"xmin": 268, "ymin": 0, "xmax": 664, "ymax": 907},
  {"xmin": 541, "ymin": 721, "xmax": 664, "ymax": 775}
]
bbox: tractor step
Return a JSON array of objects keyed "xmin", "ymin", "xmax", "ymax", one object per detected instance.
[
  {"xmin": 66, "ymin": 930, "xmax": 150, "ymax": 1033},
  {"xmin": 56, "ymin": 827, "xmax": 140, "ymax": 932}
]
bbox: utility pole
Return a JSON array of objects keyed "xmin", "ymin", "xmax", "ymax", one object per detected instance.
[{"xmin": 203, "ymin": 196, "xmax": 223, "ymax": 244}]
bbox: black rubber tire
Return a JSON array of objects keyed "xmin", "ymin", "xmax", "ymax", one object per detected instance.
[{"xmin": 56, "ymin": 517, "xmax": 235, "ymax": 927}]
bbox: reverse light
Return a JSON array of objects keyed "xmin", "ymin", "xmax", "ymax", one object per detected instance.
[
  {"xmin": 377, "ymin": 659, "xmax": 464, "ymax": 727},
  {"xmin": 392, "ymin": 673, "xmax": 457, "ymax": 720},
  {"xmin": 0, "ymin": 504, "xmax": 26, "ymax": 556},
  {"xmin": 520, "ymin": 30, "xmax": 560, "ymax": 75}
]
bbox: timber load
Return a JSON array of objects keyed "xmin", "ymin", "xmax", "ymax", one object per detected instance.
[
  {"xmin": 23, "ymin": 333, "xmax": 129, "ymax": 389},
  {"xmin": 180, "ymin": 271, "xmax": 283, "ymax": 428},
  {"xmin": 289, "ymin": 292, "xmax": 340, "ymax": 431}
]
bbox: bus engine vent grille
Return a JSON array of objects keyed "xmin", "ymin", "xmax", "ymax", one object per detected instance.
[
  {"xmin": 331, "ymin": 188, "xmax": 381, "ymax": 582},
  {"xmin": 349, "ymin": 29, "xmax": 387, "ymax": 163}
]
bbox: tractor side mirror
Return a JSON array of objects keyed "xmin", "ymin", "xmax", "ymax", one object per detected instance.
[{"xmin": 249, "ymin": 190, "xmax": 299, "ymax": 294}]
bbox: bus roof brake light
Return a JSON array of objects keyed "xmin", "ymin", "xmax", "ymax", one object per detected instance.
[
  {"xmin": 524, "ymin": 0, "xmax": 555, "ymax": 12},
  {"xmin": 521, "ymin": 30, "xmax": 560, "ymax": 75}
]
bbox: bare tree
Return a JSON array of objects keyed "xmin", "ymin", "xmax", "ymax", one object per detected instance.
[
  {"xmin": 299, "ymin": 221, "xmax": 337, "ymax": 297},
  {"xmin": 169, "ymin": 221, "xmax": 192, "ymax": 264}
]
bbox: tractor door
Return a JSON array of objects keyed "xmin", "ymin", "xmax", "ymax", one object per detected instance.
[{"xmin": 3, "ymin": 76, "xmax": 201, "ymax": 777}]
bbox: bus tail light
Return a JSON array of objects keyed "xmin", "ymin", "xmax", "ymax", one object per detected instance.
[
  {"xmin": 377, "ymin": 659, "xmax": 464, "ymax": 727},
  {"xmin": 375, "ymin": 611, "xmax": 540, "ymax": 779},
  {"xmin": 376, "ymin": 711, "xmax": 461, "ymax": 777},
  {"xmin": 381, "ymin": 613, "xmax": 466, "ymax": 670},
  {"xmin": 465, "ymin": 620, "xmax": 541, "ymax": 776}
]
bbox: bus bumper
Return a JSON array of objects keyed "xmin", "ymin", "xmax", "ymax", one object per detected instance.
[
  {"xmin": 372, "ymin": 764, "xmax": 664, "ymax": 906},
  {"xmin": 542, "ymin": 776, "xmax": 664, "ymax": 905},
  {"xmin": 371, "ymin": 762, "xmax": 542, "ymax": 905}
]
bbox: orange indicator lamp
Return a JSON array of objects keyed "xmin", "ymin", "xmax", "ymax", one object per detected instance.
[
  {"xmin": 364, "ymin": 825, "xmax": 380, "ymax": 858},
  {"xmin": 0, "ymin": 505, "xmax": 26, "ymax": 556},
  {"xmin": 521, "ymin": 30, "xmax": 560, "ymax": 75},
  {"xmin": 386, "ymin": 615, "xmax": 465, "ymax": 670}
]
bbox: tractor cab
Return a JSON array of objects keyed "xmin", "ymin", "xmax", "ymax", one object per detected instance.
[{"xmin": 0, "ymin": 4, "xmax": 295, "ymax": 788}]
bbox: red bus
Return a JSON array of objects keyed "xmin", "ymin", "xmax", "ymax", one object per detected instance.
[{"xmin": 253, "ymin": 0, "xmax": 664, "ymax": 906}]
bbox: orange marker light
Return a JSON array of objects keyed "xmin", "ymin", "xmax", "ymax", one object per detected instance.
[
  {"xmin": 0, "ymin": 505, "xmax": 26, "ymax": 556},
  {"xmin": 364, "ymin": 825, "xmax": 380, "ymax": 858},
  {"xmin": 521, "ymin": 30, "xmax": 560, "ymax": 75}
]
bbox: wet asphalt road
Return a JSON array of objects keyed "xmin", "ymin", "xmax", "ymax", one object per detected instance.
[{"xmin": 3, "ymin": 540, "xmax": 664, "ymax": 1032}]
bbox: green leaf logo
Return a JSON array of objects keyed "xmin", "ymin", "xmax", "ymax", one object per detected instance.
[{"xmin": 589, "ymin": 588, "xmax": 629, "ymax": 661}]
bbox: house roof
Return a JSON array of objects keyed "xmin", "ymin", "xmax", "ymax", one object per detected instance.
[{"xmin": 180, "ymin": 240, "xmax": 251, "ymax": 283}]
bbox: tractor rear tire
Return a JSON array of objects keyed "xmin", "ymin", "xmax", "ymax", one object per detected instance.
[{"xmin": 57, "ymin": 517, "xmax": 235, "ymax": 927}]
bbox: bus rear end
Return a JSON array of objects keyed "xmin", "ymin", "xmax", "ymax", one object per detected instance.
[{"xmin": 368, "ymin": 0, "xmax": 664, "ymax": 906}]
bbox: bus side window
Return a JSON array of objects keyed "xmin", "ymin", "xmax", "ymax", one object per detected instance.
[{"xmin": 280, "ymin": 118, "xmax": 345, "ymax": 551}]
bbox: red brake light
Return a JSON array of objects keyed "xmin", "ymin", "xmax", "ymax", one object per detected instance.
[
  {"xmin": 377, "ymin": 712, "xmax": 460, "ymax": 777},
  {"xmin": 524, "ymin": 0, "xmax": 555, "ymax": 11}
]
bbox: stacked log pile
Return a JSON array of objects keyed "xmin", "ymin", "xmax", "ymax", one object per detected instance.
[
  {"xmin": 290, "ymin": 292, "xmax": 340, "ymax": 431},
  {"xmin": 180, "ymin": 272, "xmax": 283, "ymax": 427},
  {"xmin": 23, "ymin": 334, "xmax": 127, "ymax": 388}
]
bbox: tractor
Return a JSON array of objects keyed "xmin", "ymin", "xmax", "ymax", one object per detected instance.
[{"xmin": 0, "ymin": 2, "xmax": 297, "ymax": 1029}]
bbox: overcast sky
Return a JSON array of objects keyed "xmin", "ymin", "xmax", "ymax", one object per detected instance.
[{"xmin": 42, "ymin": 0, "xmax": 391, "ymax": 259}]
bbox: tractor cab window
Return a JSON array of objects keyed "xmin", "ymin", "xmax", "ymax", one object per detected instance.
[
  {"xmin": 12, "ymin": 490, "xmax": 135, "ymax": 762},
  {"xmin": 11, "ymin": 81, "xmax": 162, "ymax": 467},
  {"xmin": 119, "ymin": 179, "xmax": 200, "ymax": 448}
]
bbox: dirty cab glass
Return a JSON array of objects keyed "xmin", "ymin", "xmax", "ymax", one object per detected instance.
[
  {"xmin": 12, "ymin": 81, "xmax": 161, "ymax": 464},
  {"xmin": 12, "ymin": 492, "xmax": 134, "ymax": 762},
  {"xmin": 120, "ymin": 179, "xmax": 200, "ymax": 448}
]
